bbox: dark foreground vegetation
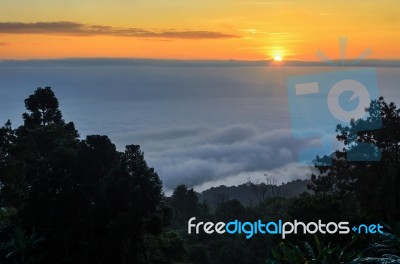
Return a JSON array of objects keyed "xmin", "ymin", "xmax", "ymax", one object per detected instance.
[{"xmin": 0, "ymin": 87, "xmax": 399, "ymax": 263}]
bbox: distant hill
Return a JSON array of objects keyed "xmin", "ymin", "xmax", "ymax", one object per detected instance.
[{"xmin": 197, "ymin": 179, "xmax": 311, "ymax": 208}]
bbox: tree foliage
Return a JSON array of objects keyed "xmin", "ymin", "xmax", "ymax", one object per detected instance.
[
  {"xmin": 0, "ymin": 87, "xmax": 171, "ymax": 263},
  {"xmin": 309, "ymin": 97, "xmax": 400, "ymax": 223}
]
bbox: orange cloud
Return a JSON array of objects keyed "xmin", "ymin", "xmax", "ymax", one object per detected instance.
[{"xmin": 0, "ymin": 21, "xmax": 239, "ymax": 39}]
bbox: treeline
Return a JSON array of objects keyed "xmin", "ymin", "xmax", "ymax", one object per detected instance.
[
  {"xmin": 197, "ymin": 178, "xmax": 310, "ymax": 207},
  {"xmin": 0, "ymin": 88, "xmax": 399, "ymax": 263}
]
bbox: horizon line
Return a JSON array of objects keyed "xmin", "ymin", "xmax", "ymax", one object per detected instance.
[{"xmin": 1, "ymin": 57, "xmax": 400, "ymax": 67}]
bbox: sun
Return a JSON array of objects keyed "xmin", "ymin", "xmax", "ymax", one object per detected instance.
[{"xmin": 273, "ymin": 55, "xmax": 283, "ymax": 61}]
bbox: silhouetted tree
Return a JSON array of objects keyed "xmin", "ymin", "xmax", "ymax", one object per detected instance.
[
  {"xmin": 215, "ymin": 199, "xmax": 246, "ymax": 222},
  {"xmin": 22, "ymin": 87, "xmax": 63, "ymax": 127},
  {"xmin": 0, "ymin": 87, "xmax": 167, "ymax": 264},
  {"xmin": 309, "ymin": 97, "xmax": 400, "ymax": 222},
  {"xmin": 169, "ymin": 184, "xmax": 201, "ymax": 227}
]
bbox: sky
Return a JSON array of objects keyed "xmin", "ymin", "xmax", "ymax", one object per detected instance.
[
  {"xmin": 0, "ymin": 0, "xmax": 399, "ymax": 60},
  {"xmin": 0, "ymin": 1, "xmax": 399, "ymax": 193}
]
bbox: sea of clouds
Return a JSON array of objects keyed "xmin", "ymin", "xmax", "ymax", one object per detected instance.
[{"xmin": 0, "ymin": 59, "xmax": 399, "ymax": 192}]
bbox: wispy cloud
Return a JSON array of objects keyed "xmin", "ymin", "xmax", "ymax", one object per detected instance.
[
  {"xmin": 0, "ymin": 42, "xmax": 7, "ymax": 46},
  {"xmin": 0, "ymin": 21, "xmax": 239, "ymax": 39}
]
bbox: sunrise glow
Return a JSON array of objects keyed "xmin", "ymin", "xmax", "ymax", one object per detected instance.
[{"xmin": 0, "ymin": 1, "xmax": 399, "ymax": 60}]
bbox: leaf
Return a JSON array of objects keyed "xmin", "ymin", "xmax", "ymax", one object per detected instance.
[{"xmin": 304, "ymin": 241, "xmax": 316, "ymax": 261}]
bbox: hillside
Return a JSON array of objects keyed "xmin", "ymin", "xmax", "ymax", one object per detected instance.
[{"xmin": 198, "ymin": 179, "xmax": 311, "ymax": 207}]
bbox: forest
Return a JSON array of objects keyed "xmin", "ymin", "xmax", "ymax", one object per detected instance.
[{"xmin": 0, "ymin": 87, "xmax": 399, "ymax": 263}]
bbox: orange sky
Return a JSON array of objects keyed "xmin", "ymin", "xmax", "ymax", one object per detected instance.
[{"xmin": 0, "ymin": 0, "xmax": 399, "ymax": 60}]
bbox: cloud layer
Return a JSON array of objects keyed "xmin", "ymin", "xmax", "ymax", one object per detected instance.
[
  {"xmin": 0, "ymin": 21, "xmax": 238, "ymax": 39},
  {"xmin": 0, "ymin": 59, "xmax": 398, "ymax": 193},
  {"xmin": 118, "ymin": 124, "xmax": 315, "ymax": 191}
]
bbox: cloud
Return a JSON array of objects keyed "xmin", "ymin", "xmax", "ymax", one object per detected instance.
[
  {"xmin": 131, "ymin": 124, "xmax": 315, "ymax": 191},
  {"xmin": 0, "ymin": 58, "xmax": 286, "ymax": 103},
  {"xmin": 0, "ymin": 21, "xmax": 239, "ymax": 39},
  {"xmin": 0, "ymin": 42, "xmax": 7, "ymax": 46},
  {"xmin": 0, "ymin": 59, "xmax": 398, "ymax": 193}
]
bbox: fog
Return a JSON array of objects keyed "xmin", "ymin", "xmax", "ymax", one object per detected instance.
[{"xmin": 0, "ymin": 59, "xmax": 398, "ymax": 192}]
